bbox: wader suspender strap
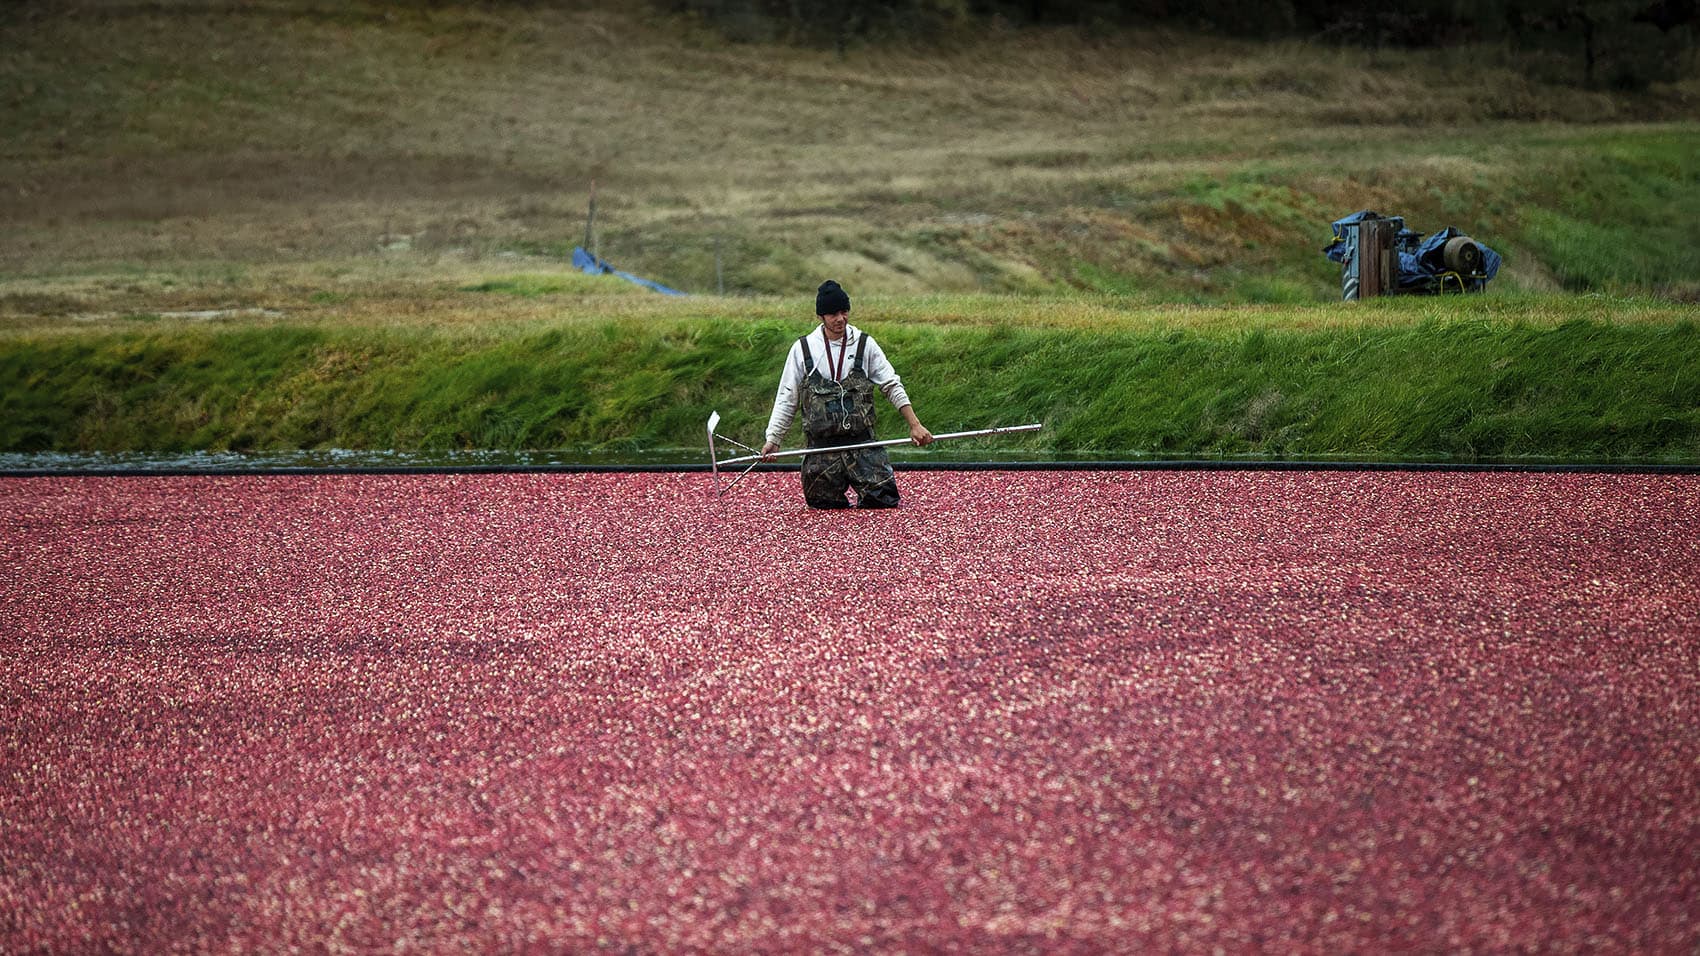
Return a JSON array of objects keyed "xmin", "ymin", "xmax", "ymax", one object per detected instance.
[
  {"xmin": 822, "ymin": 328, "xmax": 848, "ymax": 382},
  {"xmin": 802, "ymin": 330, "xmax": 858, "ymax": 382}
]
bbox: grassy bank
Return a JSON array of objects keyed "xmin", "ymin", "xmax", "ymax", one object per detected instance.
[{"xmin": 4, "ymin": 284, "xmax": 1695, "ymax": 464}]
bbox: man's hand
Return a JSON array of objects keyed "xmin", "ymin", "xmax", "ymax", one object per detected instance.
[
  {"xmin": 761, "ymin": 441, "xmax": 780, "ymax": 461},
  {"xmin": 898, "ymin": 405, "xmax": 934, "ymax": 447}
]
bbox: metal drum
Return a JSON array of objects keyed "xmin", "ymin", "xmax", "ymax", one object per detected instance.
[{"xmin": 1442, "ymin": 235, "xmax": 1484, "ymax": 275}]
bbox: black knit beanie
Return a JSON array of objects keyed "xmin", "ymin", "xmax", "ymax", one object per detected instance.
[{"xmin": 815, "ymin": 279, "xmax": 850, "ymax": 316}]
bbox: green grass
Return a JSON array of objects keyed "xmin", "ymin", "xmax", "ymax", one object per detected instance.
[
  {"xmin": 1506, "ymin": 131, "xmax": 1700, "ymax": 293},
  {"xmin": 3, "ymin": 293, "xmax": 1695, "ymax": 463},
  {"xmin": 2, "ymin": 3, "xmax": 1696, "ymax": 301},
  {"xmin": 1, "ymin": 2, "xmax": 1696, "ymax": 463},
  {"xmin": 459, "ymin": 274, "xmax": 625, "ymax": 298}
]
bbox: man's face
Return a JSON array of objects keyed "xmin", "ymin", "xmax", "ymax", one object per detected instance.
[{"xmin": 820, "ymin": 310, "xmax": 849, "ymax": 340}]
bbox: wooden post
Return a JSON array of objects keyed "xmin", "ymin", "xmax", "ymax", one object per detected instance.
[
  {"xmin": 584, "ymin": 180, "xmax": 598, "ymax": 264},
  {"xmin": 1358, "ymin": 218, "xmax": 1392, "ymax": 298}
]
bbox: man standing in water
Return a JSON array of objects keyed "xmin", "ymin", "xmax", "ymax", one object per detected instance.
[{"xmin": 761, "ymin": 280, "xmax": 934, "ymax": 508}]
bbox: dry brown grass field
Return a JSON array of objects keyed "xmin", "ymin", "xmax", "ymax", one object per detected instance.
[{"xmin": 4, "ymin": 1, "xmax": 1697, "ymax": 310}]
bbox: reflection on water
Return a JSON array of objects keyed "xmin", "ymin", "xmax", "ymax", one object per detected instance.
[
  {"xmin": 1, "ymin": 447, "xmax": 1107, "ymax": 474},
  {"xmin": 0, "ymin": 445, "xmax": 1285, "ymax": 472},
  {"xmin": 1, "ymin": 448, "xmax": 699, "ymax": 473},
  {"xmin": 1, "ymin": 449, "xmax": 1674, "ymax": 474}
]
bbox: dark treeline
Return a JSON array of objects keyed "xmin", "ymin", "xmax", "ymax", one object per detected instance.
[{"xmin": 659, "ymin": 0, "xmax": 1698, "ymax": 88}]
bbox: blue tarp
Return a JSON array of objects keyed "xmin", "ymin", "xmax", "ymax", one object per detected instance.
[
  {"xmin": 1323, "ymin": 210, "xmax": 1501, "ymax": 295},
  {"xmin": 572, "ymin": 247, "xmax": 686, "ymax": 296},
  {"xmin": 1410, "ymin": 226, "xmax": 1502, "ymax": 292}
]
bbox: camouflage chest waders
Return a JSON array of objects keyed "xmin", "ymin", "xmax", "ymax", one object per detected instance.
[{"xmin": 799, "ymin": 330, "xmax": 900, "ymax": 509}]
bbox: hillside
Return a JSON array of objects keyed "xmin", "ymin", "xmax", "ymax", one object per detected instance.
[{"xmin": 3, "ymin": 1, "xmax": 1698, "ymax": 302}]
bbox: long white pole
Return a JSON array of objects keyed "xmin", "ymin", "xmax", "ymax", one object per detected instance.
[{"xmin": 714, "ymin": 423, "xmax": 1042, "ymax": 468}]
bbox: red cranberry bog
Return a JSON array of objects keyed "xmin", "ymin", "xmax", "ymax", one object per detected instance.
[{"xmin": 4, "ymin": 469, "xmax": 1698, "ymax": 952}]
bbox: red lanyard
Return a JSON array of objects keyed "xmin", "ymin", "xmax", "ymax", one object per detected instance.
[{"xmin": 821, "ymin": 328, "xmax": 849, "ymax": 382}]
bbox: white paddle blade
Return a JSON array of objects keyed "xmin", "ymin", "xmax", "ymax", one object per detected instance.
[{"xmin": 706, "ymin": 411, "xmax": 722, "ymax": 484}]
